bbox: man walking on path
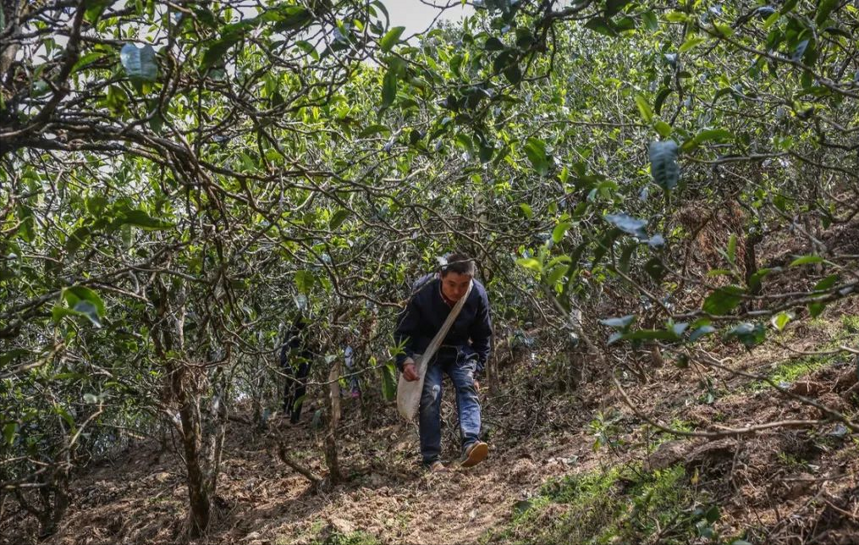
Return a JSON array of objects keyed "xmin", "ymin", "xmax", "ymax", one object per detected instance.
[{"xmin": 395, "ymin": 253, "xmax": 492, "ymax": 472}]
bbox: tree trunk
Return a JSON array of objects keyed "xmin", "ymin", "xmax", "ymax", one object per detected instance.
[
  {"xmin": 0, "ymin": 0, "xmax": 24, "ymax": 84},
  {"xmin": 12, "ymin": 469, "xmax": 69, "ymax": 539},
  {"xmin": 149, "ymin": 281, "xmax": 220, "ymax": 538},
  {"xmin": 202, "ymin": 373, "xmax": 227, "ymax": 497},
  {"xmin": 37, "ymin": 475, "xmax": 69, "ymax": 538},
  {"xmin": 324, "ymin": 359, "xmax": 343, "ymax": 485},
  {"xmin": 171, "ymin": 364, "xmax": 210, "ymax": 538}
]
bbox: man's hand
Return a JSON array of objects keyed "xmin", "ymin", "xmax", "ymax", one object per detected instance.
[
  {"xmin": 474, "ymin": 380, "xmax": 480, "ymax": 393},
  {"xmin": 402, "ymin": 359, "xmax": 418, "ymax": 381}
]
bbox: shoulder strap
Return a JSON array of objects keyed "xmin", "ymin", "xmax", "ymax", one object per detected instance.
[{"xmin": 418, "ymin": 280, "xmax": 473, "ymax": 368}]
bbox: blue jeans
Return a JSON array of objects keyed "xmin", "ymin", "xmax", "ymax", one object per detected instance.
[{"xmin": 419, "ymin": 352, "xmax": 481, "ymax": 465}]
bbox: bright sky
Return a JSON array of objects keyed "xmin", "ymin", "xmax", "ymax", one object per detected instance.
[{"xmin": 386, "ymin": 0, "xmax": 473, "ymax": 35}]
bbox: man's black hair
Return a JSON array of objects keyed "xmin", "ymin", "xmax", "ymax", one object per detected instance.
[{"xmin": 440, "ymin": 252, "xmax": 476, "ymax": 277}]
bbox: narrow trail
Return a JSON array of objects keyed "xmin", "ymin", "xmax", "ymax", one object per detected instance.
[{"xmin": 38, "ymin": 392, "xmax": 597, "ymax": 545}]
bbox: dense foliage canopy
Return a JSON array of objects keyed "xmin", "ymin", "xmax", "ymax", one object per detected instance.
[{"xmin": 2, "ymin": 0, "xmax": 857, "ymax": 537}]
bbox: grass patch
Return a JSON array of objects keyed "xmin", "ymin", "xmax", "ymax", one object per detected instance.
[
  {"xmin": 313, "ymin": 531, "xmax": 382, "ymax": 545},
  {"xmin": 278, "ymin": 522, "xmax": 383, "ymax": 545},
  {"xmin": 647, "ymin": 419, "xmax": 695, "ymax": 453},
  {"xmin": 749, "ymin": 314, "xmax": 858, "ymax": 392},
  {"xmin": 749, "ymin": 352, "xmax": 839, "ymax": 392},
  {"xmin": 483, "ymin": 464, "xmax": 720, "ymax": 545},
  {"xmin": 840, "ymin": 315, "xmax": 859, "ymax": 334}
]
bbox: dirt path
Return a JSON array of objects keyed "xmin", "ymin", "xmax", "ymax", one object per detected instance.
[
  {"xmin": 8, "ymin": 312, "xmax": 858, "ymax": 545},
  {"xmin": 22, "ymin": 392, "xmax": 594, "ymax": 545}
]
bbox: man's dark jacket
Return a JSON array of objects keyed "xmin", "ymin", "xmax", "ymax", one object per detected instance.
[{"xmin": 394, "ymin": 275, "xmax": 492, "ymax": 373}]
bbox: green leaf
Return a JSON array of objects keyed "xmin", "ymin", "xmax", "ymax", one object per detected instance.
[
  {"xmin": 54, "ymin": 405, "xmax": 76, "ymax": 429},
  {"xmin": 191, "ymin": 6, "xmax": 217, "ymax": 28},
  {"xmin": 705, "ymin": 505, "xmax": 721, "ymax": 523},
  {"xmin": 56, "ymin": 286, "xmax": 106, "ymax": 327},
  {"xmin": 634, "ymin": 95, "xmax": 653, "ymax": 123},
  {"xmin": 545, "ymin": 264, "xmax": 569, "ymax": 287},
  {"xmin": 485, "ymin": 37, "xmax": 505, "ymax": 51},
  {"xmin": 371, "ymin": 0, "xmax": 390, "ymax": 26},
  {"xmin": 516, "ymin": 257, "xmax": 542, "ymax": 273},
  {"xmin": 381, "ymin": 361, "xmax": 396, "ymax": 401},
  {"xmin": 713, "ymin": 23, "xmax": 733, "ymax": 38},
  {"xmin": 619, "ymin": 243, "xmax": 637, "ymax": 274},
  {"xmin": 149, "ymin": 111, "xmax": 164, "ymax": 134},
  {"xmin": 654, "ymin": 88, "xmax": 672, "ymax": 115},
  {"xmin": 114, "ymin": 209, "xmax": 173, "ymax": 230},
  {"xmin": 120, "ymin": 44, "xmax": 158, "ymax": 83},
  {"xmin": 584, "ymin": 17, "xmax": 617, "ymax": 37},
  {"xmin": 763, "ymin": 11, "xmax": 781, "ymax": 29},
  {"xmin": 809, "ymin": 301, "xmax": 827, "ymax": 318},
  {"xmin": 202, "ymin": 35, "xmax": 242, "ymax": 70},
  {"xmin": 503, "ymin": 64, "xmax": 523, "ymax": 85},
  {"xmin": 358, "ymin": 124, "xmax": 391, "ymax": 138},
  {"xmin": 702, "ymin": 285, "xmax": 745, "ymax": 315},
  {"xmin": 519, "ymin": 203, "xmax": 533, "ymax": 219},
  {"xmin": 726, "ymin": 322, "xmax": 766, "ymax": 349},
  {"xmin": 790, "ymin": 255, "xmax": 823, "ymax": 266},
  {"xmin": 654, "ymin": 121, "xmax": 672, "ymax": 137},
  {"xmin": 84, "ymin": 0, "xmax": 112, "ymax": 24},
  {"xmin": 83, "ymin": 393, "xmax": 99, "ymax": 404},
  {"xmin": 380, "ymin": 26, "xmax": 406, "ymax": 52},
  {"xmin": 641, "ymin": 11, "xmax": 658, "ymax": 31},
  {"xmin": 748, "ymin": 267, "xmax": 778, "ymax": 292},
  {"xmin": 382, "ymin": 67, "xmax": 398, "ymax": 107},
  {"xmin": 727, "ymin": 234, "xmax": 737, "ymax": 264},
  {"xmin": 295, "ymin": 40, "xmax": 319, "ymax": 61},
  {"xmin": 0, "ymin": 349, "xmax": 28, "ymax": 367},
  {"xmin": 68, "ymin": 287, "xmax": 105, "ymax": 315},
  {"xmin": 682, "ymin": 129, "xmax": 733, "ymax": 151},
  {"xmin": 65, "ymin": 226, "xmax": 91, "ymax": 254},
  {"xmin": 524, "ymin": 137, "xmax": 549, "ymax": 176},
  {"xmin": 813, "ymin": 274, "xmax": 839, "ymax": 292},
  {"xmin": 600, "ymin": 315, "xmax": 636, "ymax": 329},
  {"xmin": 271, "ymin": 6, "xmax": 312, "ymax": 32},
  {"xmin": 72, "ymin": 52, "xmax": 105, "ymax": 74},
  {"xmin": 665, "ymin": 11, "xmax": 689, "ymax": 23},
  {"xmin": 643, "ymin": 257, "xmax": 667, "ymax": 282},
  {"xmin": 3, "ymin": 422, "xmax": 16, "ymax": 446},
  {"xmin": 679, "ymin": 36, "xmax": 706, "ymax": 53},
  {"xmin": 606, "ymin": 0, "xmax": 633, "ymax": 18},
  {"xmin": 547, "ymin": 256, "xmax": 572, "ymax": 268},
  {"xmin": 552, "ymin": 222, "xmax": 571, "ymax": 243},
  {"xmin": 604, "ymin": 213, "xmax": 647, "ymax": 239},
  {"xmin": 816, "ymin": 0, "xmax": 839, "ymax": 25},
  {"xmin": 329, "ymin": 209, "xmax": 350, "ymax": 230},
  {"xmin": 295, "ymin": 270, "xmax": 314, "ymax": 295},
  {"xmin": 649, "ymin": 140, "xmax": 679, "ymax": 191},
  {"xmin": 772, "ymin": 312, "xmax": 792, "ymax": 331},
  {"xmin": 781, "ymin": 0, "xmax": 799, "ymax": 14},
  {"xmin": 456, "ymin": 133, "xmax": 474, "ymax": 152},
  {"xmin": 689, "ymin": 325, "xmax": 716, "ymax": 342}
]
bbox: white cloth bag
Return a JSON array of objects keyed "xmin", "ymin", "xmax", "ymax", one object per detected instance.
[{"xmin": 396, "ymin": 280, "xmax": 473, "ymax": 421}]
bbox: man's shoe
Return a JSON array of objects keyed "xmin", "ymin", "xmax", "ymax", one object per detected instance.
[
  {"xmin": 428, "ymin": 461, "xmax": 448, "ymax": 473},
  {"xmin": 461, "ymin": 441, "xmax": 489, "ymax": 468}
]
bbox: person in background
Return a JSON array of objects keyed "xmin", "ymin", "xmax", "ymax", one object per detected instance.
[
  {"xmin": 281, "ymin": 313, "xmax": 312, "ymax": 424},
  {"xmin": 343, "ymin": 344, "xmax": 361, "ymax": 399}
]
